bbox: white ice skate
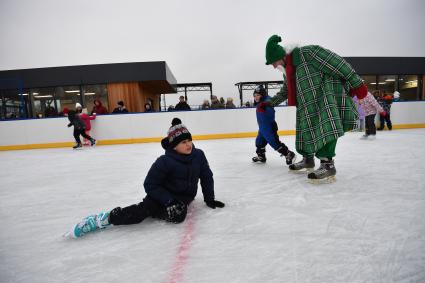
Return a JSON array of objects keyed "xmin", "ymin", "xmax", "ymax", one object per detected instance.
[{"xmin": 63, "ymin": 211, "xmax": 110, "ymax": 238}]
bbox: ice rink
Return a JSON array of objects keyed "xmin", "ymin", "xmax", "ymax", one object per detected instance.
[{"xmin": 0, "ymin": 129, "xmax": 424, "ymax": 283}]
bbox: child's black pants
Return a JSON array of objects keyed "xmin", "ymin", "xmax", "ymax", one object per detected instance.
[
  {"xmin": 365, "ymin": 114, "xmax": 377, "ymax": 135},
  {"xmin": 73, "ymin": 128, "xmax": 92, "ymax": 143}
]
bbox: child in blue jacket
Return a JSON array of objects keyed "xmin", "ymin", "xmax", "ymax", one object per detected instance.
[
  {"xmin": 252, "ymin": 85, "xmax": 296, "ymax": 165},
  {"xmin": 67, "ymin": 119, "xmax": 225, "ymax": 238}
]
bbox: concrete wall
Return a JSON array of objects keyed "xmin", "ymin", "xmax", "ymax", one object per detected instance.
[{"xmin": 0, "ymin": 101, "xmax": 424, "ymax": 150}]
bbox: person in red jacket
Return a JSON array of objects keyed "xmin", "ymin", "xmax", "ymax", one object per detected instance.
[
  {"xmin": 76, "ymin": 103, "xmax": 96, "ymax": 145},
  {"xmin": 91, "ymin": 99, "xmax": 108, "ymax": 115}
]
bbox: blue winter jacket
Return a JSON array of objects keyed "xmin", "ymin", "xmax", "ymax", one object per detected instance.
[
  {"xmin": 143, "ymin": 146, "xmax": 215, "ymax": 206},
  {"xmin": 256, "ymin": 95, "xmax": 280, "ymax": 149}
]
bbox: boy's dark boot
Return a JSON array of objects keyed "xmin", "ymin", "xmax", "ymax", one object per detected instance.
[
  {"xmin": 277, "ymin": 145, "xmax": 296, "ymax": 165},
  {"xmin": 307, "ymin": 158, "xmax": 336, "ymax": 183},
  {"xmin": 252, "ymin": 147, "xmax": 266, "ymax": 163},
  {"xmin": 289, "ymin": 156, "xmax": 315, "ymax": 172}
]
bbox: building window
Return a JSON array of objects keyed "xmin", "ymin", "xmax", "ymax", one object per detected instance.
[
  {"xmin": 377, "ymin": 75, "xmax": 396, "ymax": 95},
  {"xmin": 83, "ymin": 84, "xmax": 108, "ymax": 114},
  {"xmin": 54, "ymin": 86, "xmax": 82, "ymax": 115},
  {"xmin": 30, "ymin": 88, "xmax": 57, "ymax": 118},
  {"xmin": 361, "ymin": 75, "xmax": 377, "ymax": 92},
  {"xmin": 0, "ymin": 89, "xmax": 30, "ymax": 119},
  {"xmin": 398, "ymin": 75, "xmax": 419, "ymax": 101}
]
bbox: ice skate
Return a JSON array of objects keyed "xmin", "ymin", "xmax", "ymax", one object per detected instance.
[
  {"xmin": 90, "ymin": 138, "xmax": 96, "ymax": 146},
  {"xmin": 73, "ymin": 142, "xmax": 82, "ymax": 149},
  {"xmin": 65, "ymin": 211, "xmax": 110, "ymax": 238},
  {"xmin": 307, "ymin": 160, "xmax": 336, "ymax": 184},
  {"xmin": 284, "ymin": 150, "xmax": 296, "ymax": 165},
  {"xmin": 288, "ymin": 156, "xmax": 315, "ymax": 173},
  {"xmin": 252, "ymin": 147, "xmax": 266, "ymax": 163}
]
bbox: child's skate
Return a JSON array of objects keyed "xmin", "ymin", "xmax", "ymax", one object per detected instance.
[
  {"xmin": 90, "ymin": 138, "xmax": 96, "ymax": 146},
  {"xmin": 284, "ymin": 150, "xmax": 296, "ymax": 165},
  {"xmin": 73, "ymin": 143, "xmax": 82, "ymax": 149},
  {"xmin": 277, "ymin": 145, "xmax": 296, "ymax": 165},
  {"xmin": 307, "ymin": 160, "xmax": 336, "ymax": 184},
  {"xmin": 252, "ymin": 147, "xmax": 266, "ymax": 163},
  {"xmin": 288, "ymin": 156, "xmax": 315, "ymax": 173},
  {"xmin": 65, "ymin": 211, "xmax": 110, "ymax": 238}
]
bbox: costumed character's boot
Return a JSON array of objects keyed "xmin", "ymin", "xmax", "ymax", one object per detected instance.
[
  {"xmin": 307, "ymin": 159, "xmax": 336, "ymax": 183},
  {"xmin": 289, "ymin": 156, "xmax": 315, "ymax": 173}
]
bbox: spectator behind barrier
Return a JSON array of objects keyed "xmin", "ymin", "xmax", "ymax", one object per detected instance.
[
  {"xmin": 175, "ymin": 96, "xmax": 191, "ymax": 111},
  {"xmin": 91, "ymin": 99, "xmax": 108, "ymax": 115},
  {"xmin": 112, "ymin": 100, "xmax": 129, "ymax": 114}
]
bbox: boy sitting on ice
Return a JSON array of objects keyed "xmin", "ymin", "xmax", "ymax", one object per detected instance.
[{"xmin": 68, "ymin": 118, "xmax": 224, "ymax": 238}]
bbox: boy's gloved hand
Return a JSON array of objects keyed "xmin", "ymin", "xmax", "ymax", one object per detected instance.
[
  {"xmin": 166, "ymin": 200, "xmax": 187, "ymax": 223},
  {"xmin": 67, "ymin": 123, "xmax": 72, "ymax": 127},
  {"xmin": 205, "ymin": 199, "xmax": 225, "ymax": 209},
  {"xmin": 257, "ymin": 102, "xmax": 270, "ymax": 113}
]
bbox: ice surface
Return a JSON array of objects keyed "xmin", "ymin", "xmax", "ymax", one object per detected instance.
[{"xmin": 0, "ymin": 129, "xmax": 424, "ymax": 283}]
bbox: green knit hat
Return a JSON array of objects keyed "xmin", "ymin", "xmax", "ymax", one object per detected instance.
[{"xmin": 265, "ymin": 35, "xmax": 286, "ymax": 65}]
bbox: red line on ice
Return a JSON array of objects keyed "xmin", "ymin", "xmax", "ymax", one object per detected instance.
[{"xmin": 167, "ymin": 205, "xmax": 196, "ymax": 283}]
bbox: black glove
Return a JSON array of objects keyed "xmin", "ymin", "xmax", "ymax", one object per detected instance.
[
  {"xmin": 205, "ymin": 199, "xmax": 225, "ymax": 209},
  {"xmin": 166, "ymin": 200, "xmax": 187, "ymax": 223},
  {"xmin": 67, "ymin": 123, "xmax": 72, "ymax": 127}
]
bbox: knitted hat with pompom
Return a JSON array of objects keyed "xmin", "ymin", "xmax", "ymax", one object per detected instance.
[{"xmin": 265, "ymin": 35, "xmax": 286, "ymax": 65}]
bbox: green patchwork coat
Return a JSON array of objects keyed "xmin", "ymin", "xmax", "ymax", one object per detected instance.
[{"xmin": 270, "ymin": 45, "xmax": 361, "ymax": 156}]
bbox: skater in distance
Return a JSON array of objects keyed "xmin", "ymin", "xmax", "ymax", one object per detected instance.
[{"xmin": 67, "ymin": 110, "xmax": 96, "ymax": 149}]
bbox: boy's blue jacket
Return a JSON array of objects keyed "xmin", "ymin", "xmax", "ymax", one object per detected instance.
[
  {"xmin": 256, "ymin": 95, "xmax": 280, "ymax": 149},
  {"xmin": 143, "ymin": 145, "xmax": 215, "ymax": 206}
]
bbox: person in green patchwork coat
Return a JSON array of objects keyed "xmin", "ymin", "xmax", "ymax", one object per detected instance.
[{"xmin": 262, "ymin": 35, "xmax": 368, "ymax": 181}]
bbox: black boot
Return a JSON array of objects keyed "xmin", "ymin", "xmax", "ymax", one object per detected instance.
[
  {"xmin": 90, "ymin": 138, "xmax": 96, "ymax": 146},
  {"xmin": 252, "ymin": 147, "xmax": 266, "ymax": 163},
  {"xmin": 73, "ymin": 142, "xmax": 82, "ymax": 149},
  {"xmin": 277, "ymin": 145, "xmax": 296, "ymax": 165},
  {"xmin": 307, "ymin": 159, "xmax": 336, "ymax": 181},
  {"xmin": 289, "ymin": 156, "xmax": 315, "ymax": 171}
]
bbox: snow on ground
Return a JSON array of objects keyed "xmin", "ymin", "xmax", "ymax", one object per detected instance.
[{"xmin": 0, "ymin": 129, "xmax": 424, "ymax": 283}]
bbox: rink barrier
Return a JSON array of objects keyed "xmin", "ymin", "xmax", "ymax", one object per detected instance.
[
  {"xmin": 0, "ymin": 130, "xmax": 296, "ymax": 151},
  {"xmin": 1, "ymin": 101, "xmax": 424, "ymax": 151},
  {"xmin": 2, "ymin": 125, "xmax": 425, "ymax": 151}
]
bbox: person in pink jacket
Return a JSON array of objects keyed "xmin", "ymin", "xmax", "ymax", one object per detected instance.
[
  {"xmin": 357, "ymin": 92, "xmax": 386, "ymax": 140},
  {"xmin": 76, "ymin": 103, "xmax": 96, "ymax": 145}
]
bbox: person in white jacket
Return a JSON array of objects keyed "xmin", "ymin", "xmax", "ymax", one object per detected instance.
[{"xmin": 357, "ymin": 92, "xmax": 386, "ymax": 140}]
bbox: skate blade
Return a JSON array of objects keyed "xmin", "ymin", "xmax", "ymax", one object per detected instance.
[
  {"xmin": 289, "ymin": 167, "xmax": 314, "ymax": 174},
  {"xmin": 308, "ymin": 175, "xmax": 336, "ymax": 184},
  {"xmin": 62, "ymin": 231, "xmax": 73, "ymax": 239}
]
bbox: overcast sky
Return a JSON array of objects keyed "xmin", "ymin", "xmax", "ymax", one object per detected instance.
[{"xmin": 1, "ymin": 0, "xmax": 424, "ymax": 106}]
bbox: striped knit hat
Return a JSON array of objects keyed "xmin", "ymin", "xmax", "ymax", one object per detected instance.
[
  {"xmin": 160, "ymin": 118, "xmax": 192, "ymax": 150},
  {"xmin": 167, "ymin": 124, "xmax": 192, "ymax": 149}
]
